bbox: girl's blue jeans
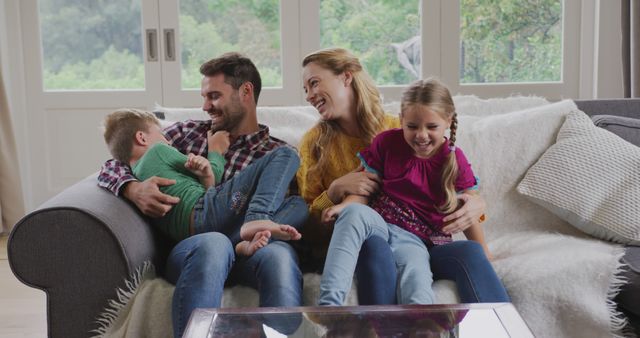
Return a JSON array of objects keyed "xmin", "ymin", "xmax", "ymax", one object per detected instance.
[
  {"xmin": 330, "ymin": 204, "xmax": 511, "ymax": 305},
  {"xmin": 319, "ymin": 203, "xmax": 436, "ymax": 305}
]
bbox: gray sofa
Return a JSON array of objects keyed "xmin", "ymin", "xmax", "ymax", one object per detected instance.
[{"xmin": 8, "ymin": 99, "xmax": 640, "ymax": 338}]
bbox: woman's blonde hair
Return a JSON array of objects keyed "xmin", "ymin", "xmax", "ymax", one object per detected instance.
[
  {"xmin": 302, "ymin": 48, "xmax": 386, "ymax": 177},
  {"xmin": 401, "ymin": 78, "xmax": 460, "ymax": 214},
  {"xmin": 103, "ymin": 108, "xmax": 160, "ymax": 164}
]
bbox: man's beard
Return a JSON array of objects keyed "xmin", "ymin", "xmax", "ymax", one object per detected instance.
[{"xmin": 209, "ymin": 98, "xmax": 245, "ymax": 133}]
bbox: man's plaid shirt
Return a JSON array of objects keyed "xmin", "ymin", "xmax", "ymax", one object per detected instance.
[{"xmin": 98, "ymin": 119, "xmax": 289, "ymax": 195}]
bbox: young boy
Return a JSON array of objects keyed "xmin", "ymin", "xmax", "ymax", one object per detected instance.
[{"xmin": 102, "ymin": 108, "xmax": 302, "ymax": 256}]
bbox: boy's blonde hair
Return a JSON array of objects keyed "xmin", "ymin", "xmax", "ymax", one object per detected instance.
[
  {"xmin": 103, "ymin": 108, "xmax": 160, "ymax": 164},
  {"xmin": 401, "ymin": 78, "xmax": 460, "ymax": 214},
  {"xmin": 302, "ymin": 47, "xmax": 386, "ymax": 178}
]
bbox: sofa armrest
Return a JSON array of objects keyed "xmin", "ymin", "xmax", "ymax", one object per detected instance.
[{"xmin": 8, "ymin": 174, "xmax": 170, "ymax": 338}]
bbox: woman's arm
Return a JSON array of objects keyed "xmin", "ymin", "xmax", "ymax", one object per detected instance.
[
  {"xmin": 444, "ymin": 190, "xmax": 493, "ymax": 260},
  {"xmin": 321, "ymin": 194, "xmax": 369, "ymax": 224}
]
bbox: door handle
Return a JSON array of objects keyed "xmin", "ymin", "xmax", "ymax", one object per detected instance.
[
  {"xmin": 164, "ymin": 29, "xmax": 176, "ymax": 61},
  {"xmin": 146, "ymin": 29, "xmax": 158, "ymax": 62}
]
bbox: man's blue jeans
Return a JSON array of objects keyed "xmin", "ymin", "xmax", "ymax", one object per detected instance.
[
  {"xmin": 164, "ymin": 148, "xmax": 308, "ymax": 337},
  {"xmin": 164, "ymin": 197, "xmax": 307, "ymax": 337}
]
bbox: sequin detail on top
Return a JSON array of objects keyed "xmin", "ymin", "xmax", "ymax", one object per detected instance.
[{"xmin": 370, "ymin": 192, "xmax": 452, "ymax": 247}]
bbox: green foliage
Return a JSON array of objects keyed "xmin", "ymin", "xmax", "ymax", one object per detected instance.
[
  {"xmin": 320, "ymin": 0, "xmax": 420, "ymax": 85},
  {"xmin": 179, "ymin": 0, "xmax": 281, "ymax": 88},
  {"xmin": 43, "ymin": 46, "xmax": 144, "ymax": 90},
  {"xmin": 460, "ymin": 0, "xmax": 562, "ymax": 83}
]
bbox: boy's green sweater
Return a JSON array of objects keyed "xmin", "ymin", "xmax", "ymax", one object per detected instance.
[{"xmin": 132, "ymin": 143, "xmax": 225, "ymax": 241}]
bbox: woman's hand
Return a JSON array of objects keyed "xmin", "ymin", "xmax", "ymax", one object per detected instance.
[
  {"xmin": 327, "ymin": 167, "xmax": 381, "ymax": 204},
  {"xmin": 441, "ymin": 193, "xmax": 486, "ymax": 234},
  {"xmin": 321, "ymin": 203, "xmax": 346, "ymax": 224}
]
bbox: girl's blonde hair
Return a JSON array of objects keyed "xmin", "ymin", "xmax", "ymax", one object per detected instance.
[
  {"xmin": 103, "ymin": 108, "xmax": 160, "ymax": 164},
  {"xmin": 401, "ymin": 78, "xmax": 460, "ymax": 214},
  {"xmin": 302, "ymin": 48, "xmax": 386, "ymax": 178}
]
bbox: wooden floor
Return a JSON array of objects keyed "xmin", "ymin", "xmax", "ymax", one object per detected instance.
[{"xmin": 0, "ymin": 235, "xmax": 47, "ymax": 337}]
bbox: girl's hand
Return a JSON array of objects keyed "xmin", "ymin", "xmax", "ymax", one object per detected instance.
[
  {"xmin": 185, "ymin": 153, "xmax": 214, "ymax": 178},
  {"xmin": 208, "ymin": 130, "xmax": 230, "ymax": 154},
  {"xmin": 327, "ymin": 167, "xmax": 381, "ymax": 203},
  {"xmin": 321, "ymin": 203, "xmax": 346, "ymax": 224},
  {"xmin": 441, "ymin": 193, "xmax": 486, "ymax": 234}
]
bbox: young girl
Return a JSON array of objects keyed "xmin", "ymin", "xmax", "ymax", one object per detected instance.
[{"xmin": 318, "ymin": 78, "xmax": 490, "ymax": 306}]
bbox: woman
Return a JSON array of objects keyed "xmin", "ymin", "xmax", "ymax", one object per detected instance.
[{"xmin": 297, "ymin": 47, "xmax": 509, "ymax": 304}]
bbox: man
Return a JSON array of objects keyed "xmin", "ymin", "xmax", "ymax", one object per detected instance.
[{"xmin": 98, "ymin": 53, "xmax": 307, "ymax": 337}]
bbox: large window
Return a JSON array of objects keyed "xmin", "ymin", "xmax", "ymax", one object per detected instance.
[
  {"xmin": 179, "ymin": 0, "xmax": 282, "ymax": 89},
  {"xmin": 29, "ymin": 0, "xmax": 585, "ymax": 105},
  {"xmin": 39, "ymin": 0, "xmax": 144, "ymax": 90},
  {"xmin": 460, "ymin": 0, "xmax": 563, "ymax": 84},
  {"xmin": 320, "ymin": 0, "xmax": 421, "ymax": 86}
]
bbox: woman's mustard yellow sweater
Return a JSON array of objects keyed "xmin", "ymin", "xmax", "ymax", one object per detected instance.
[{"xmin": 296, "ymin": 115, "xmax": 399, "ymax": 258}]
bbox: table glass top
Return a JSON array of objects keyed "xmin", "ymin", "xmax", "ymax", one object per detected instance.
[{"xmin": 184, "ymin": 303, "xmax": 533, "ymax": 338}]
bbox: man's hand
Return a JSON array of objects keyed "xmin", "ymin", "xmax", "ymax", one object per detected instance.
[
  {"xmin": 123, "ymin": 177, "xmax": 179, "ymax": 218},
  {"xmin": 327, "ymin": 167, "xmax": 381, "ymax": 204},
  {"xmin": 441, "ymin": 193, "xmax": 486, "ymax": 234},
  {"xmin": 208, "ymin": 130, "xmax": 230, "ymax": 154}
]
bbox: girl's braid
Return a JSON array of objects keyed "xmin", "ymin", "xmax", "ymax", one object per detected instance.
[{"xmin": 449, "ymin": 112, "xmax": 458, "ymax": 145}]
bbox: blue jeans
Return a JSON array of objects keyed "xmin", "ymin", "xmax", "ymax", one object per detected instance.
[
  {"xmin": 193, "ymin": 146, "xmax": 301, "ymax": 243},
  {"xmin": 355, "ymin": 235, "xmax": 397, "ymax": 305},
  {"xmin": 165, "ymin": 171, "xmax": 308, "ymax": 337},
  {"xmin": 319, "ymin": 204, "xmax": 435, "ymax": 305},
  {"xmin": 430, "ymin": 240, "xmax": 510, "ymax": 303},
  {"xmin": 325, "ymin": 205, "xmax": 510, "ymax": 305}
]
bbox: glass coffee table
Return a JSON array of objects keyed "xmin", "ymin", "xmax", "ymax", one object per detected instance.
[{"xmin": 183, "ymin": 303, "xmax": 533, "ymax": 337}]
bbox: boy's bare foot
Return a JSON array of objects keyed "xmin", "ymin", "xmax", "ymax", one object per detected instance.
[
  {"xmin": 235, "ymin": 230, "xmax": 271, "ymax": 256},
  {"xmin": 241, "ymin": 219, "xmax": 302, "ymax": 241}
]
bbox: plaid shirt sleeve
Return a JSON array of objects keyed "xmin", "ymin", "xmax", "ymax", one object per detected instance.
[
  {"xmin": 164, "ymin": 120, "xmax": 209, "ymax": 156},
  {"xmin": 97, "ymin": 159, "xmax": 137, "ymax": 196},
  {"xmin": 164, "ymin": 121, "xmax": 185, "ymax": 144}
]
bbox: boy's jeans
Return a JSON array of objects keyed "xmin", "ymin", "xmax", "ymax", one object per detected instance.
[
  {"xmin": 319, "ymin": 203, "xmax": 436, "ymax": 306},
  {"xmin": 193, "ymin": 146, "xmax": 302, "ymax": 243}
]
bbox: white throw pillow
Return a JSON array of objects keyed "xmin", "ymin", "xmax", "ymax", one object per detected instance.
[{"xmin": 517, "ymin": 111, "xmax": 640, "ymax": 245}]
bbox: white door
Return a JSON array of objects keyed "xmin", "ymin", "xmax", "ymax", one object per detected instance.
[{"xmin": 20, "ymin": 0, "xmax": 164, "ymax": 206}]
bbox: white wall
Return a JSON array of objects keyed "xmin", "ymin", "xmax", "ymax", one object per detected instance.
[
  {"xmin": 0, "ymin": 0, "xmax": 31, "ymax": 210},
  {"xmin": 596, "ymin": 0, "xmax": 624, "ymax": 98}
]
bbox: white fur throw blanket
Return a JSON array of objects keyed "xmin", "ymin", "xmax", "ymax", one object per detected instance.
[{"xmin": 95, "ymin": 97, "xmax": 628, "ymax": 338}]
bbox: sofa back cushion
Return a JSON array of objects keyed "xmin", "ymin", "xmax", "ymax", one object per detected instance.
[{"xmin": 592, "ymin": 114, "xmax": 640, "ymax": 147}]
